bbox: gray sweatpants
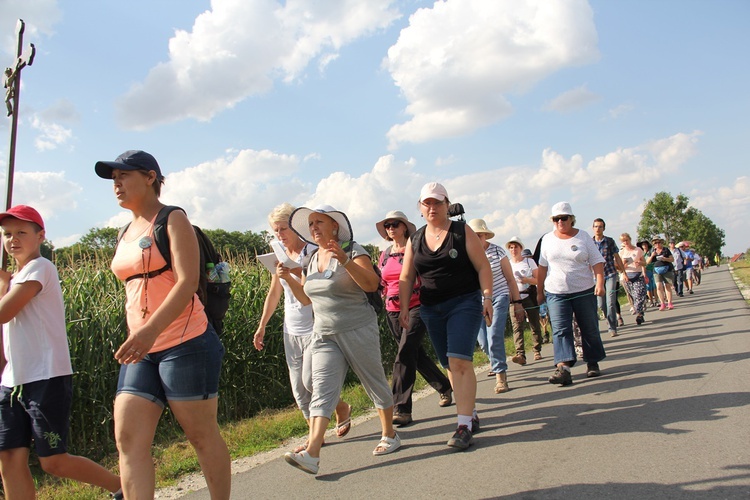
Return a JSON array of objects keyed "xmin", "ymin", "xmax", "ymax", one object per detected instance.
[
  {"xmin": 308, "ymin": 323, "xmax": 392, "ymax": 419},
  {"xmin": 283, "ymin": 333, "xmax": 313, "ymax": 419}
]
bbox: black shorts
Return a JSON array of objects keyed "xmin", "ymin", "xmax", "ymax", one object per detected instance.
[{"xmin": 0, "ymin": 375, "xmax": 72, "ymax": 457}]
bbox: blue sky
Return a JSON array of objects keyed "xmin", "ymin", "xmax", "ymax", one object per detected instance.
[{"xmin": 1, "ymin": 0, "xmax": 748, "ymax": 255}]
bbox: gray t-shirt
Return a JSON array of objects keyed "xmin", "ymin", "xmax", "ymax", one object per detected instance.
[{"xmin": 303, "ymin": 241, "xmax": 377, "ymax": 335}]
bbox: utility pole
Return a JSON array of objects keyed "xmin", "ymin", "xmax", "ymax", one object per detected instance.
[{"xmin": 2, "ymin": 19, "xmax": 35, "ymax": 269}]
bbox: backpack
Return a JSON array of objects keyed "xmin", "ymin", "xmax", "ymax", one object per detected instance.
[
  {"xmin": 117, "ymin": 206, "xmax": 231, "ymax": 335},
  {"xmin": 304, "ymin": 242, "xmax": 384, "ymax": 315}
]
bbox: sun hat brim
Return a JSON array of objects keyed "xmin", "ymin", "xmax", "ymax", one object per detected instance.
[
  {"xmin": 289, "ymin": 205, "xmax": 353, "ymax": 245},
  {"xmin": 376, "ymin": 211, "xmax": 417, "ymax": 240}
]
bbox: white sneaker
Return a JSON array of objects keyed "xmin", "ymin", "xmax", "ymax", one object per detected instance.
[{"xmin": 284, "ymin": 450, "xmax": 319, "ymax": 474}]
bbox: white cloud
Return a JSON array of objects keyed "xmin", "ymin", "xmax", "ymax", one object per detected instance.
[
  {"xmin": 691, "ymin": 176, "xmax": 750, "ymax": 246},
  {"xmin": 117, "ymin": 0, "xmax": 401, "ymax": 130},
  {"xmin": 543, "ymin": 84, "xmax": 600, "ymax": 113},
  {"xmin": 0, "ymin": 170, "xmax": 81, "ymax": 227},
  {"xmin": 608, "ymin": 103, "xmax": 633, "ymax": 119},
  {"xmin": 31, "ymin": 116, "xmax": 73, "ymax": 151},
  {"xmin": 83, "ymin": 130, "xmax": 706, "ymax": 251},
  {"xmin": 0, "ymin": 0, "xmax": 60, "ymax": 57},
  {"xmin": 384, "ymin": 0, "xmax": 599, "ymax": 149}
]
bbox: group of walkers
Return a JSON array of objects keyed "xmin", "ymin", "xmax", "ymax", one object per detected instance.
[{"xmin": 0, "ymin": 151, "xmax": 710, "ymax": 497}]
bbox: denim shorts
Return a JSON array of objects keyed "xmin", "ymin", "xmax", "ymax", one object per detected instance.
[
  {"xmin": 0, "ymin": 375, "xmax": 72, "ymax": 457},
  {"xmin": 420, "ymin": 291, "xmax": 483, "ymax": 367},
  {"xmin": 117, "ymin": 325, "xmax": 224, "ymax": 408}
]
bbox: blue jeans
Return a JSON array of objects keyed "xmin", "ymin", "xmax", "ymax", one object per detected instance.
[
  {"xmin": 674, "ymin": 269, "xmax": 685, "ymax": 295},
  {"xmin": 547, "ymin": 287, "xmax": 606, "ymax": 366},
  {"xmin": 116, "ymin": 325, "xmax": 225, "ymax": 408},
  {"xmin": 597, "ymin": 275, "xmax": 618, "ymax": 333},
  {"xmin": 477, "ymin": 294, "xmax": 509, "ymax": 373},
  {"xmin": 421, "ymin": 291, "xmax": 483, "ymax": 368}
]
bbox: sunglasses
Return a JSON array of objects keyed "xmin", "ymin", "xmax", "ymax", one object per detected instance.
[
  {"xmin": 552, "ymin": 215, "xmax": 570, "ymax": 223},
  {"xmin": 383, "ymin": 221, "xmax": 402, "ymax": 229}
]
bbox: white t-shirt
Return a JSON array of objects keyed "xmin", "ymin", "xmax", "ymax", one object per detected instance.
[
  {"xmin": 2, "ymin": 257, "xmax": 73, "ymax": 387},
  {"xmin": 510, "ymin": 257, "xmax": 538, "ymax": 298},
  {"xmin": 539, "ymin": 229, "xmax": 605, "ymax": 294},
  {"xmin": 279, "ymin": 243, "xmax": 315, "ymax": 336}
]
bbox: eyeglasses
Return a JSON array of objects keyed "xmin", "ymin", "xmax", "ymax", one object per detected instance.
[
  {"xmin": 420, "ymin": 199, "xmax": 444, "ymax": 207},
  {"xmin": 552, "ymin": 215, "xmax": 570, "ymax": 223},
  {"xmin": 383, "ymin": 221, "xmax": 401, "ymax": 229}
]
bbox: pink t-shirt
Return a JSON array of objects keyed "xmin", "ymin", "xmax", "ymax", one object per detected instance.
[
  {"xmin": 619, "ymin": 246, "xmax": 645, "ymax": 274},
  {"xmin": 111, "ymin": 224, "xmax": 207, "ymax": 353}
]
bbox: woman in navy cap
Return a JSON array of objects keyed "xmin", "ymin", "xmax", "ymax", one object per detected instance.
[{"xmin": 95, "ymin": 150, "xmax": 230, "ymax": 499}]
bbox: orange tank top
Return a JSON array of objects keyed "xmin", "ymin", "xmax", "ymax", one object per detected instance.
[{"xmin": 111, "ymin": 220, "xmax": 207, "ymax": 353}]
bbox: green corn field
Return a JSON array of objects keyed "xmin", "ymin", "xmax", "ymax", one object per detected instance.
[{"xmin": 58, "ymin": 254, "xmax": 399, "ymax": 460}]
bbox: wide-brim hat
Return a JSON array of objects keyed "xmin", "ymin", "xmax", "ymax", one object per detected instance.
[
  {"xmin": 376, "ymin": 210, "xmax": 417, "ymax": 240},
  {"xmin": 289, "ymin": 204, "xmax": 353, "ymax": 245},
  {"xmin": 467, "ymin": 218, "xmax": 495, "ymax": 239},
  {"xmin": 637, "ymin": 239, "xmax": 652, "ymax": 249},
  {"xmin": 505, "ymin": 235, "xmax": 524, "ymax": 249},
  {"xmin": 95, "ymin": 150, "xmax": 164, "ymax": 180},
  {"xmin": 651, "ymin": 234, "xmax": 665, "ymax": 243},
  {"xmin": 550, "ymin": 201, "xmax": 574, "ymax": 217}
]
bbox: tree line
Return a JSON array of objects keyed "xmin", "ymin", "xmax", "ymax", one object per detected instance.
[{"xmin": 45, "ymin": 191, "xmax": 725, "ymax": 264}]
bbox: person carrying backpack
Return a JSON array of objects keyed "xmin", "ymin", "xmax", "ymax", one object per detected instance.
[
  {"xmin": 95, "ymin": 150, "xmax": 230, "ymax": 499},
  {"xmin": 376, "ymin": 210, "xmax": 452, "ymax": 427}
]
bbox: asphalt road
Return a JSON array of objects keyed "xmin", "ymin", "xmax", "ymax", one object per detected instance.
[{"xmin": 178, "ymin": 266, "xmax": 750, "ymax": 499}]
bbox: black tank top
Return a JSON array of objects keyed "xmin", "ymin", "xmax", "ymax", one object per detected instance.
[{"xmin": 411, "ymin": 221, "xmax": 480, "ymax": 306}]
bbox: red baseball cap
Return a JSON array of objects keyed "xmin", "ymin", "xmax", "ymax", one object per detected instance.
[{"xmin": 0, "ymin": 205, "xmax": 45, "ymax": 230}]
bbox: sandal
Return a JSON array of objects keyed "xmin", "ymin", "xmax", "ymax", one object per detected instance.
[
  {"xmin": 533, "ymin": 351, "xmax": 543, "ymax": 361},
  {"xmin": 372, "ymin": 432, "xmax": 401, "ymax": 456},
  {"xmin": 335, "ymin": 404, "xmax": 352, "ymax": 438}
]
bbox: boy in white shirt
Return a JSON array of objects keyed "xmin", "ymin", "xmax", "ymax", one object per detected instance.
[{"xmin": 0, "ymin": 205, "xmax": 122, "ymax": 498}]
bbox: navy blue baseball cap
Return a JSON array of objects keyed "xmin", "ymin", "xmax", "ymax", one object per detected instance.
[{"xmin": 95, "ymin": 150, "xmax": 163, "ymax": 180}]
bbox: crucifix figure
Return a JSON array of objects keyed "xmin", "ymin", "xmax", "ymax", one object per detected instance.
[{"xmin": 3, "ymin": 30, "xmax": 35, "ymax": 117}]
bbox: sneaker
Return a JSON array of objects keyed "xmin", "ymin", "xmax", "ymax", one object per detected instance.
[
  {"xmin": 471, "ymin": 415, "xmax": 480, "ymax": 434},
  {"xmin": 447, "ymin": 425, "xmax": 474, "ymax": 449},
  {"xmin": 586, "ymin": 362, "xmax": 601, "ymax": 378},
  {"xmin": 548, "ymin": 367, "xmax": 573, "ymax": 386},
  {"xmin": 609, "ymin": 330, "xmax": 618, "ymax": 338},
  {"xmin": 438, "ymin": 389, "xmax": 453, "ymax": 407},
  {"xmin": 636, "ymin": 314, "xmax": 644, "ymax": 325},
  {"xmin": 511, "ymin": 353, "xmax": 527, "ymax": 365},
  {"xmin": 658, "ymin": 303, "xmax": 666, "ymax": 311},
  {"xmin": 284, "ymin": 450, "xmax": 320, "ymax": 474},
  {"xmin": 667, "ymin": 302, "xmax": 674, "ymax": 310},
  {"xmin": 393, "ymin": 412, "xmax": 413, "ymax": 426}
]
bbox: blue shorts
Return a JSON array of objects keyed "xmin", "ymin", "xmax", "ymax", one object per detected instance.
[
  {"xmin": 116, "ymin": 326, "xmax": 224, "ymax": 408},
  {"xmin": 0, "ymin": 375, "xmax": 72, "ymax": 457},
  {"xmin": 420, "ymin": 291, "xmax": 483, "ymax": 368}
]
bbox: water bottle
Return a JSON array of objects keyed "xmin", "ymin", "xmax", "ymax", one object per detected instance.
[
  {"xmin": 215, "ymin": 262, "xmax": 230, "ymax": 283},
  {"xmin": 206, "ymin": 263, "xmax": 220, "ymax": 283},
  {"xmin": 539, "ymin": 303, "xmax": 548, "ymax": 317}
]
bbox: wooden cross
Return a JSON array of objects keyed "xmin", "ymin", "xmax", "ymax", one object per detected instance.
[
  {"xmin": 3, "ymin": 20, "xmax": 35, "ymax": 117},
  {"xmin": 2, "ymin": 19, "xmax": 35, "ymax": 270}
]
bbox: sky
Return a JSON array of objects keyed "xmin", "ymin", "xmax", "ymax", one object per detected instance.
[{"xmin": 1, "ymin": 0, "xmax": 748, "ymax": 255}]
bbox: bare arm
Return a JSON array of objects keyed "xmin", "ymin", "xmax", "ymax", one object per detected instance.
[
  {"xmin": 500, "ymin": 257, "xmax": 525, "ymax": 322},
  {"xmin": 593, "ymin": 262, "xmax": 605, "ymax": 296},
  {"xmin": 398, "ymin": 240, "xmax": 417, "ymax": 329},
  {"xmin": 536, "ymin": 265, "xmax": 548, "ymax": 305},
  {"xmin": 325, "ymin": 240, "xmax": 380, "ymax": 292},
  {"xmin": 465, "ymin": 227, "xmax": 493, "ymax": 323},
  {"xmin": 253, "ymin": 273, "xmax": 283, "ymax": 350}
]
